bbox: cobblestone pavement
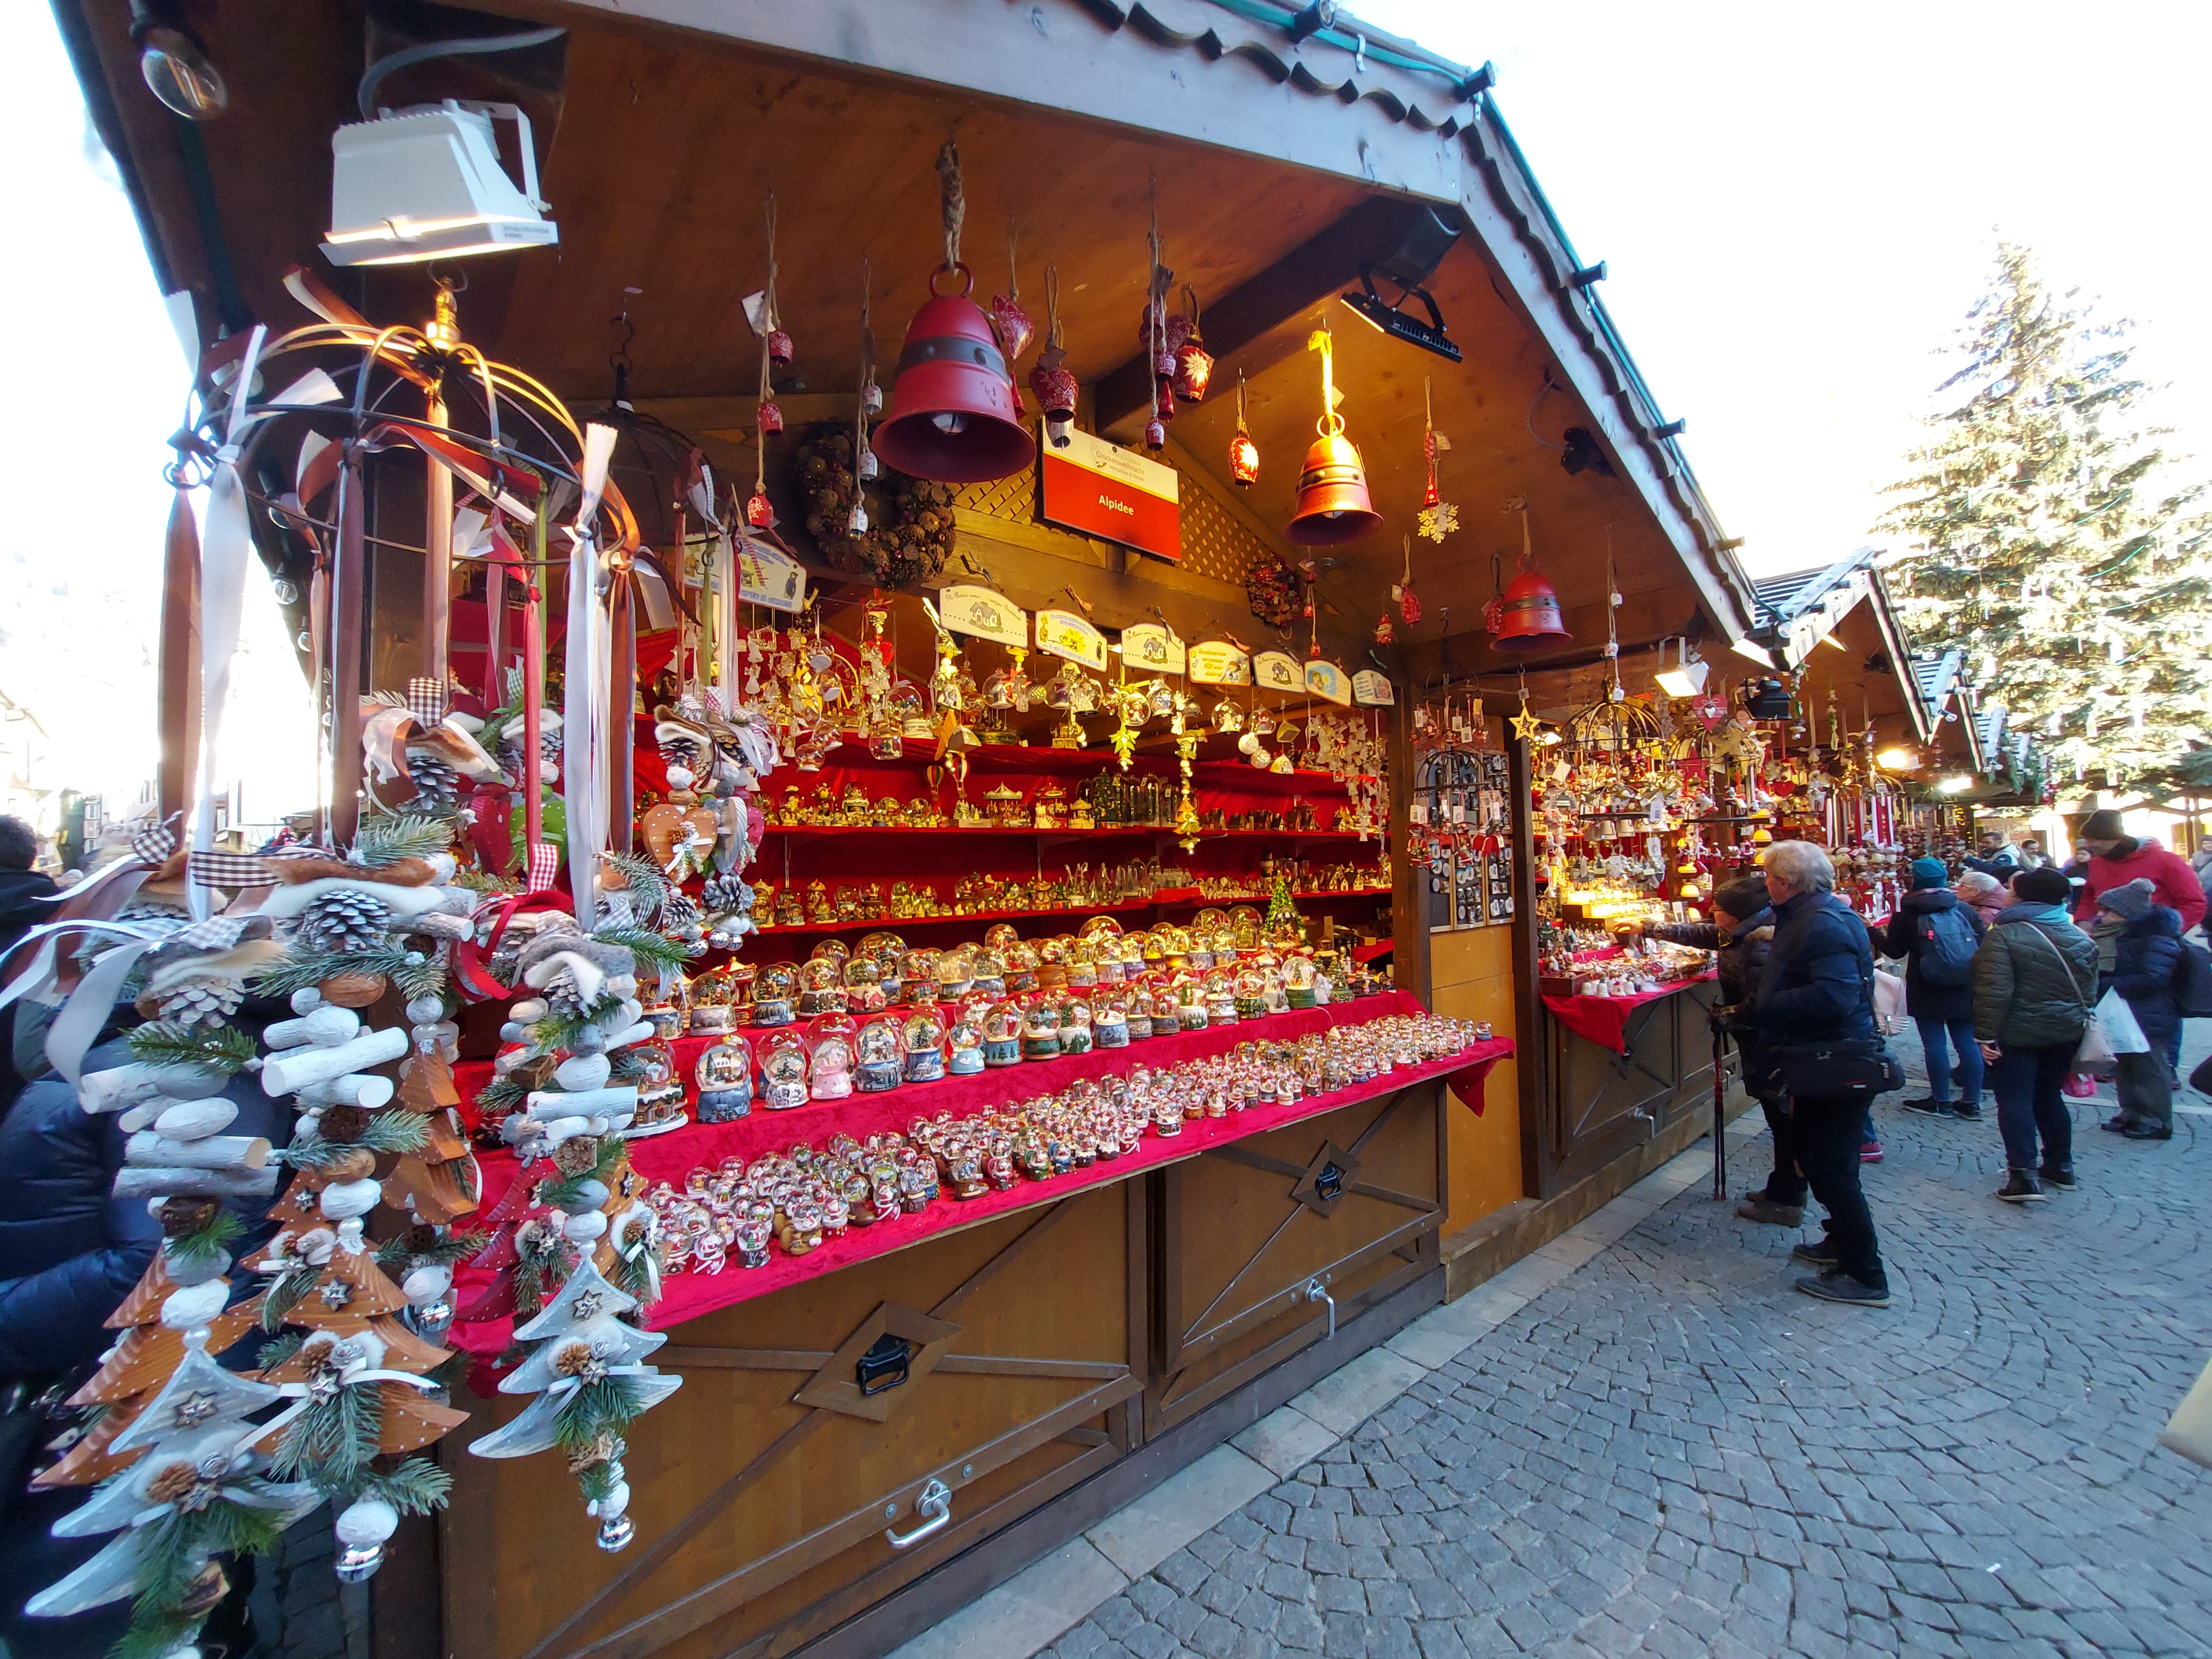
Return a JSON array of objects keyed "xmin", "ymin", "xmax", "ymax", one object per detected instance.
[{"xmin": 1044, "ymin": 1034, "xmax": 2212, "ymax": 1659}]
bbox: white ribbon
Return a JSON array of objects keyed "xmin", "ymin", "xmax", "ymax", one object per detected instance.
[
  {"xmin": 612, "ymin": 1201, "xmax": 661, "ymax": 1305},
  {"xmin": 544, "ymin": 1361, "xmax": 649, "ymax": 1411},
  {"xmin": 190, "ymin": 324, "xmax": 269, "ymax": 921},
  {"xmin": 712, "ymin": 524, "xmax": 738, "ymax": 706},
  {"xmin": 562, "ymin": 424, "xmax": 618, "ymax": 928}
]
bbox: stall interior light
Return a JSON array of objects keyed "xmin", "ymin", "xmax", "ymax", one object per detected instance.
[
  {"xmin": 1875, "ymin": 747, "xmax": 1920, "ymax": 771},
  {"xmin": 321, "ymin": 101, "xmax": 558, "ymax": 267},
  {"xmin": 1340, "ymin": 269, "xmax": 1462, "ymax": 363},
  {"xmin": 1654, "ymin": 638, "xmax": 1709, "ymax": 698},
  {"xmin": 1937, "ymin": 774, "xmax": 1976, "ymax": 794}
]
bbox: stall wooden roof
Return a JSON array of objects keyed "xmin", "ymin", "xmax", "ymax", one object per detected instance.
[{"xmin": 58, "ymin": 0, "xmax": 1768, "ymax": 675}]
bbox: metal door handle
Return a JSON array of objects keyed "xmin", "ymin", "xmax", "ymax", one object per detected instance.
[
  {"xmin": 885, "ymin": 1478, "xmax": 953, "ymax": 1550},
  {"xmin": 1304, "ymin": 1277, "xmax": 1336, "ymax": 1342}
]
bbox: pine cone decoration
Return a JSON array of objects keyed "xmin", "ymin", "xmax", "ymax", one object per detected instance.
[
  {"xmin": 294, "ymin": 889, "xmax": 394, "ymax": 955},
  {"xmin": 158, "ymin": 975, "xmax": 244, "ymax": 1027},
  {"xmin": 405, "ymin": 751, "xmax": 462, "ymax": 813}
]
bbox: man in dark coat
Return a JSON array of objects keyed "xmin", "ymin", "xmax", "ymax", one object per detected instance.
[
  {"xmin": 0, "ymin": 1024, "xmax": 287, "ymax": 1659},
  {"xmin": 1880, "ymin": 857, "xmax": 1987, "ymax": 1121},
  {"xmin": 1743, "ymin": 840, "xmax": 1890, "ymax": 1308},
  {"xmin": 2095, "ymin": 879, "xmax": 2183, "ymax": 1140},
  {"xmin": 1645, "ymin": 876, "xmax": 1799, "ymax": 1225},
  {"xmin": 0, "ymin": 816, "xmax": 57, "ymax": 962}
]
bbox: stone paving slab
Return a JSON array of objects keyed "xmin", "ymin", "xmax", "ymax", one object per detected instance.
[{"xmin": 898, "ymin": 1026, "xmax": 2212, "ymax": 1659}]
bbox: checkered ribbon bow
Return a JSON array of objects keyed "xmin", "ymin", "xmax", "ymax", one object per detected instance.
[
  {"xmin": 129, "ymin": 813, "xmax": 181, "ymax": 865},
  {"xmin": 185, "ymin": 844, "xmax": 320, "ymax": 891},
  {"xmin": 525, "ymin": 842, "xmax": 560, "ymax": 894},
  {"xmin": 406, "ymin": 675, "xmax": 450, "ymax": 731}
]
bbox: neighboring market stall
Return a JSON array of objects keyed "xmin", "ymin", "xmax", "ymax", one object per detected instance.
[{"xmin": 32, "ymin": 3, "xmax": 1893, "ymax": 1657}]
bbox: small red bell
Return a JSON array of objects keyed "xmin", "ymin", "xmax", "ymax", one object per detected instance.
[
  {"xmin": 1155, "ymin": 382, "xmax": 1176, "ymax": 424},
  {"xmin": 1030, "ymin": 350, "xmax": 1077, "ymax": 450},
  {"xmin": 1144, "ymin": 417, "xmax": 1166, "ymax": 451},
  {"xmin": 990, "ymin": 294, "xmax": 1034, "ymax": 362},
  {"xmin": 1286, "ymin": 431, "xmax": 1381, "ymax": 546},
  {"xmin": 1174, "ymin": 333, "xmax": 1213, "ymax": 402},
  {"xmin": 767, "ymin": 328, "xmax": 793, "ymax": 366},
  {"xmin": 1374, "ymin": 613, "xmax": 1395, "ymax": 645},
  {"xmin": 1229, "ymin": 429, "xmax": 1259, "ymax": 486},
  {"xmin": 758, "ymin": 399, "xmax": 784, "ymax": 436},
  {"xmin": 1484, "ymin": 564, "xmax": 1571, "ymax": 652},
  {"xmin": 873, "ymin": 263, "xmax": 1032, "ymax": 484},
  {"xmin": 746, "ymin": 489, "xmax": 775, "ymax": 529}
]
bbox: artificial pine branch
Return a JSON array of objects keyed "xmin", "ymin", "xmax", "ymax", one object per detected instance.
[
  {"xmin": 125, "ymin": 1020, "xmax": 258, "ymax": 1075},
  {"xmin": 590, "ymin": 925, "xmax": 701, "ymax": 970},
  {"xmin": 599, "ymin": 853, "xmax": 671, "ymax": 926},
  {"xmin": 270, "ymin": 1380, "xmax": 382, "ymax": 1488},
  {"xmin": 165, "ymin": 1209, "xmax": 245, "ymax": 1270},
  {"xmin": 260, "ymin": 1267, "xmax": 324, "ymax": 1333},
  {"xmin": 552, "ymin": 1373, "xmax": 652, "ymax": 1452},
  {"xmin": 285, "ymin": 1114, "xmax": 429, "ymax": 1170},
  {"xmin": 357, "ymin": 1455, "xmax": 454, "ymax": 1516},
  {"xmin": 354, "ymin": 813, "xmax": 457, "ymax": 868}
]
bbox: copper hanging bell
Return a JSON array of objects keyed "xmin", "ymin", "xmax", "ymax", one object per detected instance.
[
  {"xmin": 1286, "ymin": 431, "xmax": 1381, "ymax": 545},
  {"xmin": 873, "ymin": 263, "xmax": 1032, "ymax": 483}
]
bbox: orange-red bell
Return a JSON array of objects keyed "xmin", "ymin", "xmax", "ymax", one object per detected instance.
[
  {"xmin": 1485, "ymin": 566, "xmax": 1571, "ymax": 651},
  {"xmin": 1286, "ymin": 431, "xmax": 1381, "ymax": 545},
  {"xmin": 873, "ymin": 263, "xmax": 1032, "ymax": 484}
]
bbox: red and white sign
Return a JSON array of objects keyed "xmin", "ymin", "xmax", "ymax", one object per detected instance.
[{"xmin": 1040, "ymin": 429, "xmax": 1180, "ymax": 562}]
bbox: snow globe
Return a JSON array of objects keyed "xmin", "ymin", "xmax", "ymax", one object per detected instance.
[
  {"xmin": 947, "ymin": 1015, "xmax": 987, "ymax": 1076},
  {"xmin": 695, "ymin": 1032, "xmax": 754, "ymax": 1123},
  {"xmin": 856, "ymin": 1015, "xmax": 903, "ymax": 1092},
  {"xmin": 807, "ymin": 1014, "xmax": 857, "ymax": 1100},
  {"xmin": 1021, "ymin": 998, "xmax": 1063, "ymax": 1060},
  {"xmin": 982, "ymin": 1000, "xmax": 1024, "ymax": 1067},
  {"xmin": 902, "ymin": 1007, "xmax": 947, "ymax": 1082},
  {"xmin": 760, "ymin": 1029, "xmax": 812, "ymax": 1109}
]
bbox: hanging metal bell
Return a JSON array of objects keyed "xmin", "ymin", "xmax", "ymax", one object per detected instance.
[
  {"xmin": 1484, "ymin": 566, "xmax": 1571, "ymax": 652},
  {"xmin": 873, "ymin": 263, "xmax": 1032, "ymax": 483},
  {"xmin": 1286, "ymin": 432, "xmax": 1381, "ymax": 546}
]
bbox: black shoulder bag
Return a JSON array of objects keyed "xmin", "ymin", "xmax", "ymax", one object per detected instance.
[{"xmin": 1766, "ymin": 935, "xmax": 1905, "ymax": 1102}]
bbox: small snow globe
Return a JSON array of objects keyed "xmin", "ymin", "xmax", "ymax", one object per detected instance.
[
  {"xmin": 947, "ymin": 1015, "xmax": 987, "ymax": 1076},
  {"xmin": 695, "ymin": 1032, "xmax": 754, "ymax": 1123},
  {"xmin": 760, "ymin": 1029, "xmax": 812, "ymax": 1110},
  {"xmin": 856, "ymin": 1015, "xmax": 903, "ymax": 1092},
  {"xmin": 807, "ymin": 1014, "xmax": 857, "ymax": 1100},
  {"xmin": 982, "ymin": 1000, "xmax": 1025, "ymax": 1067},
  {"xmin": 902, "ymin": 1008, "xmax": 947, "ymax": 1083},
  {"xmin": 1021, "ymin": 998, "xmax": 1063, "ymax": 1060}
]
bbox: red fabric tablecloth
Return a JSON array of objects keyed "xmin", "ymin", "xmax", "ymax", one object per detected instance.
[
  {"xmin": 1540, "ymin": 971, "xmax": 1717, "ymax": 1054},
  {"xmin": 449, "ymin": 992, "xmax": 1511, "ymax": 1353}
]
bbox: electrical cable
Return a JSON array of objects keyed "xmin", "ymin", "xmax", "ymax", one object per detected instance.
[{"xmin": 357, "ymin": 25, "xmax": 566, "ymax": 119}]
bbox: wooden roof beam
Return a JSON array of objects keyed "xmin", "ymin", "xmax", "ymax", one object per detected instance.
[{"xmin": 1092, "ymin": 195, "xmax": 1441, "ymax": 435}]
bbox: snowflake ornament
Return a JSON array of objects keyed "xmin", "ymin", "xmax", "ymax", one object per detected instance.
[{"xmin": 1417, "ymin": 499, "xmax": 1459, "ymax": 542}]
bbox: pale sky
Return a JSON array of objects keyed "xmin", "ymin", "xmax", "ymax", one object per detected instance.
[{"xmin": 3, "ymin": 1, "xmax": 2208, "ymax": 828}]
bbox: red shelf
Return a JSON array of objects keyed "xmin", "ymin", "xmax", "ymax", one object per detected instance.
[
  {"xmin": 741, "ymin": 888, "xmax": 1391, "ymax": 938},
  {"xmin": 758, "ymin": 823, "xmax": 1375, "ymax": 841}
]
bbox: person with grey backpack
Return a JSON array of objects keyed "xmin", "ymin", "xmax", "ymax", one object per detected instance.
[{"xmin": 1972, "ymin": 866, "xmax": 2100, "ymax": 1202}]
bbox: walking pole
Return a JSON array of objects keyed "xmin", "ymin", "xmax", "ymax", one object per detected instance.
[{"xmin": 1712, "ymin": 1019, "xmax": 1728, "ymax": 1201}]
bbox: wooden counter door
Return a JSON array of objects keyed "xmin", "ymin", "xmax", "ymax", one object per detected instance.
[
  {"xmin": 1147, "ymin": 1085, "xmax": 1443, "ymax": 1434},
  {"xmin": 1536, "ymin": 980, "xmax": 1721, "ymax": 1195},
  {"xmin": 443, "ymin": 1181, "xmax": 1144, "ymax": 1659}
]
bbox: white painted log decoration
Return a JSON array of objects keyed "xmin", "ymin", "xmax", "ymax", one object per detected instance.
[
  {"xmin": 153, "ymin": 1099, "xmax": 239, "ymax": 1140},
  {"xmin": 295, "ymin": 1074, "xmax": 395, "ymax": 1109},
  {"xmin": 260, "ymin": 1026, "xmax": 409, "ymax": 1096},
  {"xmin": 124, "ymin": 1132, "xmax": 271, "ymax": 1171},
  {"xmin": 79, "ymin": 1063, "xmax": 230, "ymax": 1114},
  {"xmin": 113, "ymin": 1164, "xmax": 281, "ymax": 1201},
  {"xmin": 264, "ymin": 1006, "xmax": 362, "ymax": 1050},
  {"xmin": 524, "ymin": 1086, "xmax": 638, "ymax": 1119}
]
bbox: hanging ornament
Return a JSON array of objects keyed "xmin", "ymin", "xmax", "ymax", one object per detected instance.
[
  {"xmin": 1375, "ymin": 612, "xmax": 1395, "ymax": 645},
  {"xmin": 1173, "ymin": 284, "xmax": 1214, "ymax": 401},
  {"xmin": 1394, "ymin": 535, "xmax": 1422, "ymax": 626},
  {"xmin": 1485, "ymin": 500, "xmax": 1570, "ymax": 651},
  {"xmin": 1416, "ymin": 375, "xmax": 1458, "ymax": 542},
  {"xmin": 746, "ymin": 489, "xmax": 775, "ymax": 530},
  {"xmin": 990, "ymin": 217, "xmax": 1034, "ymax": 362},
  {"xmin": 1028, "ymin": 263, "xmax": 1077, "ymax": 450},
  {"xmin": 872, "ymin": 140, "xmax": 1030, "ymax": 483},
  {"xmin": 1286, "ymin": 326, "xmax": 1381, "ymax": 546},
  {"xmin": 1229, "ymin": 368, "xmax": 1259, "ymax": 486},
  {"xmin": 1509, "ymin": 673, "xmax": 1547, "ymax": 744},
  {"xmin": 858, "ymin": 257, "xmax": 882, "ymax": 415}
]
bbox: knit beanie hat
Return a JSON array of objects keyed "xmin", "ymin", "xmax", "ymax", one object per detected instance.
[
  {"xmin": 2095, "ymin": 877, "xmax": 2158, "ymax": 922},
  {"xmin": 2013, "ymin": 866, "xmax": 2072, "ymax": 905},
  {"xmin": 2079, "ymin": 808, "xmax": 2127, "ymax": 842},
  {"xmin": 1909, "ymin": 857, "xmax": 1948, "ymax": 889},
  {"xmin": 1713, "ymin": 877, "xmax": 1770, "ymax": 920}
]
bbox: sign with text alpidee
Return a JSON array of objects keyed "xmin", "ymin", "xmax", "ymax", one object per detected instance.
[
  {"xmin": 937, "ymin": 585, "xmax": 1028, "ymax": 646},
  {"xmin": 1187, "ymin": 640, "xmax": 1250, "ymax": 686},
  {"xmin": 1352, "ymin": 670, "xmax": 1395, "ymax": 707},
  {"xmin": 1252, "ymin": 650, "xmax": 1303, "ymax": 694},
  {"xmin": 735, "ymin": 530, "xmax": 806, "ymax": 614},
  {"xmin": 1040, "ymin": 429, "xmax": 1180, "ymax": 562}
]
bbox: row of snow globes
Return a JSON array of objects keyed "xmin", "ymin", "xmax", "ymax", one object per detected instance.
[{"xmin": 680, "ymin": 953, "xmax": 1367, "ymax": 1119}]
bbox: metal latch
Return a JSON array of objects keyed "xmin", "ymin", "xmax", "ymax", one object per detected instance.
[
  {"xmin": 1314, "ymin": 1161, "xmax": 1345, "ymax": 1203},
  {"xmin": 885, "ymin": 1478, "xmax": 953, "ymax": 1550},
  {"xmin": 1304, "ymin": 1276, "xmax": 1336, "ymax": 1342}
]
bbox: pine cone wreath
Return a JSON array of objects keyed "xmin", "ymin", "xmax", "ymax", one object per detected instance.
[
  {"xmin": 158, "ymin": 976, "xmax": 244, "ymax": 1027},
  {"xmin": 294, "ymin": 889, "xmax": 394, "ymax": 954}
]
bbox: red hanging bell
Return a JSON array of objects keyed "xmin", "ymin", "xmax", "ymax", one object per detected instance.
[
  {"xmin": 1030, "ymin": 351, "xmax": 1078, "ymax": 450},
  {"xmin": 1144, "ymin": 417, "xmax": 1166, "ymax": 451},
  {"xmin": 1155, "ymin": 382, "xmax": 1176, "ymax": 424},
  {"xmin": 758, "ymin": 399, "xmax": 784, "ymax": 436},
  {"xmin": 1229, "ymin": 429, "xmax": 1259, "ymax": 486},
  {"xmin": 990, "ymin": 293, "xmax": 1034, "ymax": 362},
  {"xmin": 746, "ymin": 489, "xmax": 776, "ymax": 529},
  {"xmin": 873, "ymin": 263, "xmax": 1032, "ymax": 484},
  {"xmin": 1484, "ymin": 564, "xmax": 1571, "ymax": 651},
  {"xmin": 1286, "ymin": 431, "xmax": 1381, "ymax": 545},
  {"xmin": 766, "ymin": 328, "xmax": 793, "ymax": 366}
]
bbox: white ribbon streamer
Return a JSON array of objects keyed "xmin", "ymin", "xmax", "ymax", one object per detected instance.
[
  {"xmin": 562, "ymin": 425, "xmax": 618, "ymax": 928},
  {"xmin": 189, "ymin": 324, "xmax": 269, "ymax": 920}
]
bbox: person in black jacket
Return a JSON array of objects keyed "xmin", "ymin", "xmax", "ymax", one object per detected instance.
[
  {"xmin": 2095, "ymin": 880, "xmax": 2183, "ymax": 1140},
  {"xmin": 0, "ymin": 816, "xmax": 58, "ymax": 962},
  {"xmin": 1640, "ymin": 875, "xmax": 1801, "ymax": 1225},
  {"xmin": 1743, "ymin": 840, "xmax": 1890, "ymax": 1308},
  {"xmin": 0, "ymin": 1022, "xmax": 288, "ymax": 1659},
  {"xmin": 1880, "ymin": 857, "xmax": 1987, "ymax": 1121}
]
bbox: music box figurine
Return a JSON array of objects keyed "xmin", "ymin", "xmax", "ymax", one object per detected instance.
[
  {"xmin": 807, "ymin": 1014, "xmax": 858, "ymax": 1100},
  {"xmin": 751, "ymin": 962, "xmax": 800, "ymax": 1027},
  {"xmin": 947, "ymin": 1014, "xmax": 987, "ymax": 1076},
  {"xmin": 902, "ymin": 1008, "xmax": 947, "ymax": 1082},
  {"xmin": 982, "ymin": 1000, "xmax": 1024, "ymax": 1067},
  {"xmin": 855, "ymin": 1016, "xmax": 903, "ymax": 1092},
  {"xmin": 760, "ymin": 1029, "xmax": 812, "ymax": 1109}
]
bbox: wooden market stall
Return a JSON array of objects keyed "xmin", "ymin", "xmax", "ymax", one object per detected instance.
[{"xmin": 50, "ymin": 4, "xmax": 1807, "ymax": 1657}]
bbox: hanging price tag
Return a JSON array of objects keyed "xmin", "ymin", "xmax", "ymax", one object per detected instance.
[
  {"xmin": 1252, "ymin": 650, "xmax": 1302, "ymax": 692},
  {"xmin": 1187, "ymin": 640, "xmax": 1251, "ymax": 685},
  {"xmin": 938, "ymin": 584, "xmax": 1028, "ymax": 645},
  {"xmin": 1036, "ymin": 609, "xmax": 1108, "ymax": 670},
  {"xmin": 1119, "ymin": 622, "xmax": 1186, "ymax": 676}
]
